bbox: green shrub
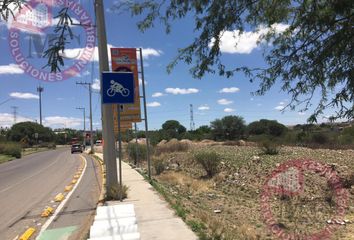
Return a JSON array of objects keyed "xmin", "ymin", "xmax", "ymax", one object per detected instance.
[
  {"xmin": 260, "ymin": 140, "xmax": 280, "ymax": 155},
  {"xmin": 0, "ymin": 142, "xmax": 22, "ymax": 158},
  {"xmin": 126, "ymin": 143, "xmax": 153, "ymax": 164},
  {"xmin": 311, "ymin": 132, "xmax": 329, "ymax": 144},
  {"xmin": 106, "ymin": 184, "xmax": 129, "ymax": 200},
  {"xmin": 193, "ymin": 150, "xmax": 221, "ymax": 178},
  {"xmin": 38, "ymin": 142, "xmax": 56, "ymax": 149},
  {"xmin": 152, "ymin": 157, "xmax": 166, "ymax": 175}
]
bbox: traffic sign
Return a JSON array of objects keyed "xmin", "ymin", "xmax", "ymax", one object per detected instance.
[{"xmin": 102, "ymin": 72, "xmax": 135, "ymax": 104}]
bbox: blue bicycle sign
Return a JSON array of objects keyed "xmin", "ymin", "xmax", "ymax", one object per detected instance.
[{"xmin": 102, "ymin": 72, "xmax": 135, "ymax": 104}]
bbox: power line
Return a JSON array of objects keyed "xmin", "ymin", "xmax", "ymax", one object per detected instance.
[
  {"xmin": 76, "ymin": 81, "xmax": 94, "ymax": 151},
  {"xmin": 11, "ymin": 106, "xmax": 18, "ymax": 124},
  {"xmin": 190, "ymin": 104, "xmax": 195, "ymax": 131}
]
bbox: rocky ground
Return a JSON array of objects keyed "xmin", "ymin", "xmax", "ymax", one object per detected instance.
[{"xmin": 134, "ymin": 141, "xmax": 354, "ymax": 240}]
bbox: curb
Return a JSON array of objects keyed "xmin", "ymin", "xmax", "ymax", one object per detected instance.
[{"xmin": 91, "ymin": 153, "xmax": 106, "ymax": 205}]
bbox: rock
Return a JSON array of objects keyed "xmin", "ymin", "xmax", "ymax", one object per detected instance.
[
  {"xmin": 214, "ymin": 209, "xmax": 222, "ymax": 213},
  {"xmin": 169, "ymin": 163, "xmax": 179, "ymax": 170},
  {"xmin": 207, "ymin": 193, "xmax": 215, "ymax": 198},
  {"xmin": 238, "ymin": 140, "xmax": 246, "ymax": 146},
  {"xmin": 327, "ymin": 220, "xmax": 332, "ymax": 224},
  {"xmin": 157, "ymin": 139, "xmax": 168, "ymax": 146},
  {"xmin": 252, "ymin": 156, "xmax": 260, "ymax": 161}
]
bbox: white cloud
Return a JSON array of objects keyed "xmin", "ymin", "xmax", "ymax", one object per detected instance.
[
  {"xmin": 147, "ymin": 101, "xmax": 161, "ymax": 107},
  {"xmin": 219, "ymin": 87, "xmax": 240, "ymax": 93},
  {"xmin": 92, "ymin": 78, "xmax": 100, "ymax": 91},
  {"xmin": 10, "ymin": 92, "xmax": 39, "ymax": 99},
  {"xmin": 298, "ymin": 112, "xmax": 306, "ymax": 116},
  {"xmin": 217, "ymin": 98, "xmax": 233, "ymax": 105},
  {"xmin": 250, "ymin": 98, "xmax": 254, "ymax": 101},
  {"xmin": 44, "ymin": 116, "xmax": 82, "ymax": 128},
  {"xmin": 0, "ymin": 64, "xmax": 24, "ymax": 74},
  {"xmin": 257, "ymin": 103, "xmax": 262, "ymax": 107},
  {"xmin": 0, "ymin": 113, "xmax": 34, "ymax": 128},
  {"xmin": 279, "ymin": 101, "xmax": 285, "ymax": 105},
  {"xmin": 198, "ymin": 105, "xmax": 210, "ymax": 111},
  {"xmin": 140, "ymin": 48, "xmax": 163, "ymax": 59},
  {"xmin": 274, "ymin": 105, "xmax": 285, "ymax": 111},
  {"xmin": 61, "ymin": 44, "xmax": 116, "ymax": 62},
  {"xmin": 224, "ymin": 108, "xmax": 235, "ymax": 113},
  {"xmin": 210, "ymin": 23, "xmax": 289, "ymax": 54},
  {"xmin": 51, "ymin": 17, "xmax": 80, "ymax": 27},
  {"xmin": 62, "ymin": 45, "xmax": 162, "ymax": 63},
  {"xmin": 56, "ymin": 97, "xmax": 64, "ymax": 101},
  {"xmin": 165, "ymin": 88, "xmax": 199, "ymax": 95},
  {"xmin": 152, "ymin": 92, "xmax": 165, "ymax": 97}
]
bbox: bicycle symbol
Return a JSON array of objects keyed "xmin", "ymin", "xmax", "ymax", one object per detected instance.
[{"xmin": 107, "ymin": 80, "xmax": 130, "ymax": 97}]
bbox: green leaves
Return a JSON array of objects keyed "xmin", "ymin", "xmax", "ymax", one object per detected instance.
[
  {"xmin": 43, "ymin": 7, "xmax": 74, "ymax": 72},
  {"xmin": 115, "ymin": 0, "xmax": 354, "ymax": 122},
  {"xmin": 0, "ymin": 0, "xmax": 26, "ymax": 21}
]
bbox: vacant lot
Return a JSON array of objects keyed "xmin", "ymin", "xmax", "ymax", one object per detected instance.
[{"xmin": 134, "ymin": 142, "xmax": 354, "ymax": 240}]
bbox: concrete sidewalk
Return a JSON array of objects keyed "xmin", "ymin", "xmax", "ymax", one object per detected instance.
[{"xmin": 93, "ymin": 153, "xmax": 197, "ymax": 240}]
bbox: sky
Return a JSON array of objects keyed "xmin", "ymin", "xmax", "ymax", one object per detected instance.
[{"xmin": 0, "ymin": 0, "xmax": 333, "ymax": 131}]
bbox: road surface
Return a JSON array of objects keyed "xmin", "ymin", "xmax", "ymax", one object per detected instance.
[{"xmin": 0, "ymin": 148, "xmax": 101, "ymax": 240}]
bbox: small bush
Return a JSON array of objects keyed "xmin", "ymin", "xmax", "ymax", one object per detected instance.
[
  {"xmin": 0, "ymin": 142, "xmax": 22, "ymax": 158},
  {"xmin": 106, "ymin": 184, "xmax": 128, "ymax": 200},
  {"xmin": 126, "ymin": 143, "xmax": 152, "ymax": 164},
  {"xmin": 193, "ymin": 150, "xmax": 221, "ymax": 178},
  {"xmin": 152, "ymin": 157, "xmax": 166, "ymax": 175},
  {"xmin": 311, "ymin": 132, "xmax": 329, "ymax": 145},
  {"xmin": 260, "ymin": 140, "xmax": 280, "ymax": 155}
]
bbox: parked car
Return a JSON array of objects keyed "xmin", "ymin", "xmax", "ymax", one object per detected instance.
[{"xmin": 71, "ymin": 144, "xmax": 83, "ymax": 154}]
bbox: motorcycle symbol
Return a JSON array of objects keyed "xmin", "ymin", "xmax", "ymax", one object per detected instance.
[{"xmin": 107, "ymin": 80, "xmax": 130, "ymax": 97}]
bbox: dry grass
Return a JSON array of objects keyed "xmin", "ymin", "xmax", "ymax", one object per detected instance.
[
  {"xmin": 149, "ymin": 144, "xmax": 354, "ymax": 239},
  {"xmin": 155, "ymin": 139, "xmax": 190, "ymax": 155},
  {"xmin": 157, "ymin": 171, "xmax": 212, "ymax": 194}
]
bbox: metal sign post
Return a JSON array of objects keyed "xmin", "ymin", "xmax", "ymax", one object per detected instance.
[
  {"xmin": 117, "ymin": 104, "xmax": 123, "ymax": 201},
  {"xmin": 102, "ymin": 71, "xmax": 135, "ymax": 200},
  {"xmin": 138, "ymin": 48, "xmax": 151, "ymax": 179}
]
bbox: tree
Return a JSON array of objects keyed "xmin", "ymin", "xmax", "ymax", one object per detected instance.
[
  {"xmin": 247, "ymin": 119, "xmax": 287, "ymax": 137},
  {"xmin": 114, "ymin": 0, "xmax": 354, "ymax": 122},
  {"xmin": 211, "ymin": 115, "xmax": 246, "ymax": 140},
  {"xmin": 7, "ymin": 122, "xmax": 54, "ymax": 145},
  {"xmin": 161, "ymin": 120, "xmax": 187, "ymax": 139},
  {"xmin": 2, "ymin": 1, "xmax": 353, "ymax": 121}
]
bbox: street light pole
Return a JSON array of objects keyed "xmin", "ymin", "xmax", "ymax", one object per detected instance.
[
  {"xmin": 76, "ymin": 107, "xmax": 86, "ymax": 148},
  {"xmin": 37, "ymin": 86, "xmax": 43, "ymax": 125},
  {"xmin": 76, "ymin": 81, "xmax": 94, "ymax": 153},
  {"xmin": 95, "ymin": 0, "xmax": 119, "ymax": 192}
]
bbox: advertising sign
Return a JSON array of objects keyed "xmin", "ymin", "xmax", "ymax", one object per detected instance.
[{"xmin": 110, "ymin": 48, "xmax": 141, "ymax": 122}]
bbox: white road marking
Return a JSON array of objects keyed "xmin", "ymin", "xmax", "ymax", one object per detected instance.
[{"xmin": 36, "ymin": 155, "xmax": 87, "ymax": 239}]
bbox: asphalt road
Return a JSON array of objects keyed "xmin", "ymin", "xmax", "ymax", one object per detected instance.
[{"xmin": 0, "ymin": 148, "xmax": 101, "ymax": 240}]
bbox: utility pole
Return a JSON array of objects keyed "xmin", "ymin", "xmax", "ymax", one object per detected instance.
[
  {"xmin": 37, "ymin": 86, "xmax": 44, "ymax": 125},
  {"xmin": 95, "ymin": 0, "xmax": 119, "ymax": 192},
  {"xmin": 76, "ymin": 107, "xmax": 86, "ymax": 148},
  {"xmin": 11, "ymin": 106, "xmax": 18, "ymax": 124},
  {"xmin": 190, "ymin": 104, "xmax": 195, "ymax": 131},
  {"xmin": 76, "ymin": 81, "xmax": 94, "ymax": 153}
]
